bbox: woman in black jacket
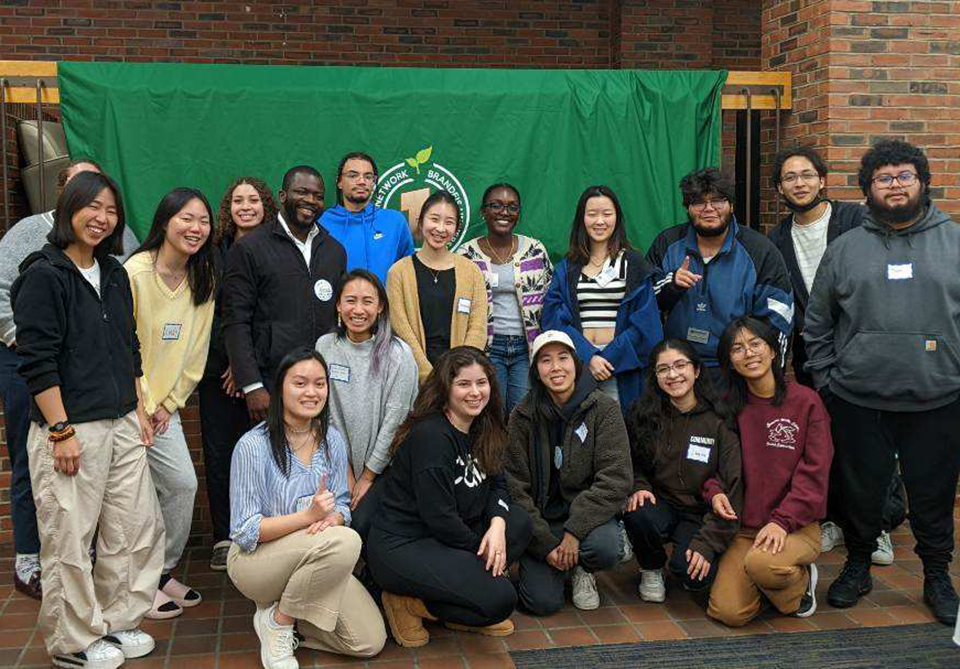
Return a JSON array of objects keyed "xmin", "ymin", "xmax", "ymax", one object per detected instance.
[
  {"xmin": 12, "ymin": 171, "xmax": 165, "ymax": 668},
  {"xmin": 367, "ymin": 347, "xmax": 532, "ymax": 648}
]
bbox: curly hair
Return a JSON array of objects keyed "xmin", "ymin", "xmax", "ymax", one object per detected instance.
[
  {"xmin": 679, "ymin": 167, "xmax": 735, "ymax": 207},
  {"xmin": 857, "ymin": 139, "xmax": 931, "ymax": 196},
  {"xmin": 771, "ymin": 145, "xmax": 828, "ymax": 188},
  {"xmin": 216, "ymin": 177, "xmax": 279, "ymax": 243}
]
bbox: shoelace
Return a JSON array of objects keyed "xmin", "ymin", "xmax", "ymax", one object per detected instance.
[{"xmin": 272, "ymin": 628, "xmax": 300, "ymax": 658}]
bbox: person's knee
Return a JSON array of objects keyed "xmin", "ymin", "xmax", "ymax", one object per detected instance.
[
  {"xmin": 742, "ymin": 549, "xmax": 790, "ymax": 589},
  {"xmin": 311, "ymin": 526, "xmax": 362, "ymax": 569},
  {"xmin": 479, "ymin": 580, "xmax": 519, "ymax": 623},
  {"xmin": 580, "ymin": 522, "xmax": 620, "ymax": 571},
  {"xmin": 349, "ymin": 621, "xmax": 387, "ymax": 658},
  {"xmin": 708, "ymin": 600, "xmax": 753, "ymax": 628},
  {"xmin": 520, "ymin": 587, "xmax": 563, "ymax": 617}
]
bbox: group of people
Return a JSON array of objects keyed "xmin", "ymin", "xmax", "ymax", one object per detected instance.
[{"xmin": 1, "ymin": 138, "xmax": 958, "ymax": 669}]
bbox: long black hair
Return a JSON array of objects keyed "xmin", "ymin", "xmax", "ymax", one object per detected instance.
[
  {"xmin": 48, "ymin": 170, "xmax": 126, "ymax": 259},
  {"xmin": 718, "ymin": 316, "xmax": 787, "ymax": 415},
  {"xmin": 133, "ymin": 187, "xmax": 217, "ymax": 306},
  {"xmin": 565, "ymin": 185, "xmax": 632, "ymax": 266},
  {"xmin": 333, "ymin": 268, "xmax": 396, "ymax": 376},
  {"xmin": 266, "ymin": 348, "xmax": 332, "ymax": 478}
]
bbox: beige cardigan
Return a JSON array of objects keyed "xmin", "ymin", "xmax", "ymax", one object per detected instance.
[{"xmin": 386, "ymin": 253, "xmax": 488, "ymax": 384}]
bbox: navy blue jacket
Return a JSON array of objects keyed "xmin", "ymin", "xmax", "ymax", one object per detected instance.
[
  {"xmin": 646, "ymin": 218, "xmax": 794, "ymax": 368},
  {"xmin": 542, "ymin": 248, "xmax": 664, "ymax": 413}
]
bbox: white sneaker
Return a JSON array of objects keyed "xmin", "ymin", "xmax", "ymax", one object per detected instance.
[
  {"xmin": 618, "ymin": 520, "xmax": 634, "ymax": 563},
  {"xmin": 821, "ymin": 521, "xmax": 844, "ymax": 552},
  {"xmin": 253, "ymin": 604, "xmax": 300, "ymax": 669},
  {"xmin": 52, "ymin": 639, "xmax": 125, "ymax": 668},
  {"xmin": 638, "ymin": 569, "xmax": 666, "ymax": 603},
  {"xmin": 103, "ymin": 628, "xmax": 155, "ymax": 658},
  {"xmin": 872, "ymin": 531, "xmax": 895, "ymax": 566},
  {"xmin": 571, "ymin": 566, "xmax": 600, "ymax": 610}
]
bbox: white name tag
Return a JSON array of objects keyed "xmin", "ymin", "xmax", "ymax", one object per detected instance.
[
  {"xmin": 575, "ymin": 422, "xmax": 588, "ymax": 443},
  {"xmin": 162, "ymin": 323, "xmax": 182, "ymax": 340},
  {"xmin": 594, "ymin": 265, "xmax": 617, "ymax": 288},
  {"xmin": 687, "ymin": 443, "xmax": 711, "ymax": 463},
  {"xmin": 295, "ymin": 494, "xmax": 313, "ymax": 512},
  {"xmin": 489, "ymin": 272, "xmax": 499, "ymax": 288},
  {"xmin": 554, "ymin": 445, "xmax": 563, "ymax": 469},
  {"xmin": 887, "ymin": 263, "xmax": 913, "ymax": 280},
  {"xmin": 329, "ymin": 364, "xmax": 350, "ymax": 383},
  {"xmin": 457, "ymin": 297, "xmax": 472, "ymax": 314},
  {"xmin": 687, "ymin": 327, "xmax": 710, "ymax": 345}
]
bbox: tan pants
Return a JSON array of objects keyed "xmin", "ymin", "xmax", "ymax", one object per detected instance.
[
  {"xmin": 27, "ymin": 411, "xmax": 165, "ymax": 655},
  {"xmin": 227, "ymin": 526, "xmax": 386, "ymax": 658},
  {"xmin": 707, "ymin": 522, "xmax": 820, "ymax": 627}
]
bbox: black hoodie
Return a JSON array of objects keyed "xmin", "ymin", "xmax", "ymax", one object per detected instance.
[{"xmin": 11, "ymin": 244, "xmax": 142, "ymax": 424}]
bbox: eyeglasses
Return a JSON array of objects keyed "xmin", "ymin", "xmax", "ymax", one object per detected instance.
[
  {"xmin": 654, "ymin": 360, "xmax": 692, "ymax": 377},
  {"xmin": 729, "ymin": 341, "xmax": 767, "ymax": 358},
  {"xmin": 483, "ymin": 202, "xmax": 520, "ymax": 214},
  {"xmin": 872, "ymin": 171, "xmax": 918, "ymax": 188},
  {"xmin": 689, "ymin": 198, "xmax": 728, "ymax": 212},
  {"xmin": 343, "ymin": 171, "xmax": 377, "ymax": 183},
  {"xmin": 781, "ymin": 171, "xmax": 821, "ymax": 185}
]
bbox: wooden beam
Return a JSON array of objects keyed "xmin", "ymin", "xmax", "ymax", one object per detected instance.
[{"xmin": 0, "ymin": 60, "xmax": 60, "ymax": 104}]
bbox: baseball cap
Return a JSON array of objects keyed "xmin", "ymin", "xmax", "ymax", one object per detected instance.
[{"xmin": 531, "ymin": 330, "xmax": 577, "ymax": 361}]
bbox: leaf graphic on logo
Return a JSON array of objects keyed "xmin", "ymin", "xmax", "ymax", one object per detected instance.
[
  {"xmin": 416, "ymin": 146, "xmax": 433, "ymax": 164},
  {"xmin": 406, "ymin": 157, "xmax": 418, "ymax": 168}
]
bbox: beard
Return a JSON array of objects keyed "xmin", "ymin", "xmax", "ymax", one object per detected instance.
[
  {"xmin": 283, "ymin": 199, "xmax": 321, "ymax": 230},
  {"xmin": 691, "ymin": 210, "xmax": 732, "ymax": 238},
  {"xmin": 866, "ymin": 190, "xmax": 925, "ymax": 226},
  {"xmin": 344, "ymin": 190, "xmax": 371, "ymax": 207}
]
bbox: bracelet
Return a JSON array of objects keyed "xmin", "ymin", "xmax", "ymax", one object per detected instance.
[
  {"xmin": 49, "ymin": 426, "xmax": 76, "ymax": 443},
  {"xmin": 49, "ymin": 421, "xmax": 70, "ymax": 434}
]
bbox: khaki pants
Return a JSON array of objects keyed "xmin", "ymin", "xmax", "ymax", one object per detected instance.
[
  {"xmin": 27, "ymin": 411, "xmax": 165, "ymax": 655},
  {"xmin": 227, "ymin": 526, "xmax": 386, "ymax": 658},
  {"xmin": 707, "ymin": 522, "xmax": 820, "ymax": 627}
]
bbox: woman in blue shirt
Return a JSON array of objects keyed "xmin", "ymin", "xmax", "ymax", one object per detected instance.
[{"xmin": 227, "ymin": 347, "xmax": 386, "ymax": 667}]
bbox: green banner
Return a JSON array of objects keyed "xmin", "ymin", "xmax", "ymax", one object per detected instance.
[{"xmin": 59, "ymin": 62, "xmax": 726, "ymax": 255}]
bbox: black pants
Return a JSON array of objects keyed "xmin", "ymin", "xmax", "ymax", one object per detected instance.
[
  {"xmin": 828, "ymin": 395, "xmax": 960, "ymax": 571},
  {"xmin": 198, "ymin": 376, "xmax": 251, "ymax": 543},
  {"xmin": 351, "ymin": 476, "xmax": 385, "ymax": 547},
  {"xmin": 367, "ymin": 505, "xmax": 533, "ymax": 626},
  {"xmin": 623, "ymin": 501, "xmax": 714, "ymax": 589},
  {"xmin": 517, "ymin": 517, "xmax": 621, "ymax": 616}
]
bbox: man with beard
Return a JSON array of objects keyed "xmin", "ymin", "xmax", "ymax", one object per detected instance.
[
  {"xmin": 767, "ymin": 146, "xmax": 905, "ymax": 568},
  {"xmin": 223, "ymin": 165, "xmax": 346, "ymax": 422},
  {"xmin": 647, "ymin": 167, "xmax": 793, "ymax": 384},
  {"xmin": 319, "ymin": 152, "xmax": 414, "ymax": 284},
  {"xmin": 804, "ymin": 140, "xmax": 960, "ymax": 624}
]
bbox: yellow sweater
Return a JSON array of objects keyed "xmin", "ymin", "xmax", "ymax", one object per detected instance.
[
  {"xmin": 124, "ymin": 251, "xmax": 215, "ymax": 415},
  {"xmin": 387, "ymin": 253, "xmax": 488, "ymax": 384}
]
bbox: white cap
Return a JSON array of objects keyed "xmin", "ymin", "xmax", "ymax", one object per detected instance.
[{"xmin": 531, "ymin": 330, "xmax": 577, "ymax": 361}]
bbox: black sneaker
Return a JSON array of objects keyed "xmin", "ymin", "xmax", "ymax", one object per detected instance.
[
  {"xmin": 793, "ymin": 563, "xmax": 818, "ymax": 618},
  {"xmin": 923, "ymin": 570, "xmax": 959, "ymax": 626},
  {"xmin": 827, "ymin": 559, "xmax": 872, "ymax": 608}
]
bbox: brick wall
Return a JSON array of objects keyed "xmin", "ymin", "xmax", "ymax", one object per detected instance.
[{"xmin": 0, "ymin": 0, "xmax": 764, "ymax": 552}]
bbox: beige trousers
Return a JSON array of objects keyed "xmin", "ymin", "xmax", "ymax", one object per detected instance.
[
  {"xmin": 707, "ymin": 522, "xmax": 820, "ymax": 627},
  {"xmin": 27, "ymin": 411, "xmax": 165, "ymax": 655},
  {"xmin": 227, "ymin": 526, "xmax": 386, "ymax": 658}
]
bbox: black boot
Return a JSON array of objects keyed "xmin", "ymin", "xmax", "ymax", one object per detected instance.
[
  {"xmin": 827, "ymin": 559, "xmax": 872, "ymax": 608},
  {"xmin": 923, "ymin": 570, "xmax": 959, "ymax": 626}
]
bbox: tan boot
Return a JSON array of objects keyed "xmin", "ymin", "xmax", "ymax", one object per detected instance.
[
  {"xmin": 446, "ymin": 617, "xmax": 515, "ymax": 637},
  {"xmin": 381, "ymin": 592, "xmax": 434, "ymax": 647}
]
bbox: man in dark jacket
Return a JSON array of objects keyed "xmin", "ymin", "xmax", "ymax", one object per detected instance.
[
  {"xmin": 804, "ymin": 140, "xmax": 960, "ymax": 625},
  {"xmin": 223, "ymin": 165, "xmax": 347, "ymax": 422}
]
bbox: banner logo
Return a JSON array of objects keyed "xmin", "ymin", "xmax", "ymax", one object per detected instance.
[{"xmin": 375, "ymin": 145, "xmax": 470, "ymax": 249}]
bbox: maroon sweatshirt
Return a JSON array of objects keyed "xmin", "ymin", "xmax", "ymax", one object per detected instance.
[{"xmin": 703, "ymin": 381, "xmax": 833, "ymax": 533}]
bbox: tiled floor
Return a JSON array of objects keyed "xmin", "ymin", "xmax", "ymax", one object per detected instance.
[{"xmin": 1, "ymin": 520, "xmax": 957, "ymax": 668}]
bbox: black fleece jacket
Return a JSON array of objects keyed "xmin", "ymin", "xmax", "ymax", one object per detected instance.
[{"xmin": 11, "ymin": 244, "xmax": 142, "ymax": 424}]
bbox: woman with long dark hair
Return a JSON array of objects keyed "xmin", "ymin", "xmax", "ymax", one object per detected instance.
[
  {"xmin": 504, "ymin": 330, "xmax": 632, "ymax": 614},
  {"xmin": 125, "ymin": 187, "xmax": 217, "ymax": 618},
  {"xmin": 707, "ymin": 317, "xmax": 832, "ymax": 627},
  {"xmin": 623, "ymin": 338, "xmax": 741, "ymax": 603},
  {"xmin": 367, "ymin": 347, "xmax": 532, "ymax": 648},
  {"xmin": 202, "ymin": 176, "xmax": 279, "ymax": 572},
  {"xmin": 228, "ymin": 348, "xmax": 386, "ymax": 665},
  {"xmin": 12, "ymin": 171, "xmax": 164, "ymax": 667},
  {"xmin": 542, "ymin": 185, "xmax": 663, "ymax": 411}
]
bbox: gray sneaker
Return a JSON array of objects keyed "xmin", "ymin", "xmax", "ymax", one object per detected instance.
[
  {"xmin": 872, "ymin": 531, "xmax": 894, "ymax": 566},
  {"xmin": 211, "ymin": 540, "xmax": 231, "ymax": 572},
  {"xmin": 821, "ymin": 521, "xmax": 844, "ymax": 552},
  {"xmin": 571, "ymin": 566, "xmax": 600, "ymax": 610}
]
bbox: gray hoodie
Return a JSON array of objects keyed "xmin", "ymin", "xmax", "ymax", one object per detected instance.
[{"xmin": 803, "ymin": 203, "xmax": 960, "ymax": 412}]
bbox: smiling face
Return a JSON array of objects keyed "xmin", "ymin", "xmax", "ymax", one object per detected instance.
[
  {"xmin": 536, "ymin": 342, "xmax": 577, "ymax": 401},
  {"xmin": 446, "ymin": 362, "xmax": 491, "ymax": 427},
  {"xmin": 282, "ymin": 358, "xmax": 328, "ymax": 424},
  {"xmin": 70, "ymin": 187, "xmax": 118, "ymax": 253},
  {"xmin": 654, "ymin": 347, "xmax": 698, "ymax": 406},
  {"xmin": 728, "ymin": 327, "xmax": 776, "ymax": 381},
  {"xmin": 230, "ymin": 182, "xmax": 265, "ymax": 233},
  {"xmin": 164, "ymin": 197, "xmax": 212, "ymax": 258},
  {"xmin": 280, "ymin": 172, "xmax": 325, "ymax": 230},
  {"xmin": 777, "ymin": 155, "xmax": 825, "ymax": 209},
  {"xmin": 419, "ymin": 200, "xmax": 458, "ymax": 251},
  {"xmin": 481, "ymin": 186, "xmax": 520, "ymax": 238},
  {"xmin": 583, "ymin": 195, "xmax": 617, "ymax": 246},
  {"xmin": 337, "ymin": 277, "xmax": 382, "ymax": 342},
  {"xmin": 337, "ymin": 157, "xmax": 376, "ymax": 210},
  {"xmin": 687, "ymin": 192, "xmax": 732, "ymax": 238}
]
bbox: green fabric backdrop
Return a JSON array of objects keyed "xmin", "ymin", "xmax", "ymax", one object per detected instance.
[{"xmin": 59, "ymin": 62, "xmax": 726, "ymax": 255}]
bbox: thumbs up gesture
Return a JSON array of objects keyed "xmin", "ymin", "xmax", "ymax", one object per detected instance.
[
  {"xmin": 307, "ymin": 474, "xmax": 336, "ymax": 523},
  {"xmin": 673, "ymin": 255, "xmax": 703, "ymax": 289}
]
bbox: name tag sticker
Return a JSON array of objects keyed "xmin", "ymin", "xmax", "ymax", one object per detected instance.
[
  {"xmin": 329, "ymin": 364, "xmax": 350, "ymax": 383},
  {"xmin": 457, "ymin": 297, "xmax": 472, "ymax": 314},
  {"xmin": 489, "ymin": 273, "xmax": 499, "ymax": 288},
  {"xmin": 687, "ymin": 327, "xmax": 711, "ymax": 345},
  {"xmin": 594, "ymin": 266, "xmax": 617, "ymax": 288},
  {"xmin": 554, "ymin": 446, "xmax": 563, "ymax": 469},
  {"xmin": 687, "ymin": 443, "xmax": 711, "ymax": 463},
  {"xmin": 926, "ymin": 339, "xmax": 937, "ymax": 352},
  {"xmin": 373, "ymin": 231, "xmax": 384, "ymax": 241},
  {"xmin": 314, "ymin": 279, "xmax": 333, "ymax": 301},
  {"xmin": 887, "ymin": 263, "xmax": 913, "ymax": 280},
  {"xmin": 162, "ymin": 323, "xmax": 182, "ymax": 340},
  {"xmin": 295, "ymin": 494, "xmax": 313, "ymax": 513},
  {"xmin": 575, "ymin": 422, "xmax": 588, "ymax": 443}
]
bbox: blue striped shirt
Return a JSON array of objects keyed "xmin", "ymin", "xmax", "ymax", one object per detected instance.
[{"xmin": 229, "ymin": 422, "xmax": 352, "ymax": 552}]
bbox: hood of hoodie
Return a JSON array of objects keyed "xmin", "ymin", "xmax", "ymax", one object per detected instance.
[{"xmin": 323, "ymin": 202, "xmax": 375, "ymax": 229}]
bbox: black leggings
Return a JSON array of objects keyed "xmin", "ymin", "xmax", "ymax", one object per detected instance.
[{"xmin": 367, "ymin": 505, "xmax": 532, "ymax": 626}]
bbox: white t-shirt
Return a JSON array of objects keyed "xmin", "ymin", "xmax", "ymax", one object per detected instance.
[
  {"xmin": 791, "ymin": 202, "xmax": 832, "ymax": 294},
  {"xmin": 76, "ymin": 259, "xmax": 101, "ymax": 297}
]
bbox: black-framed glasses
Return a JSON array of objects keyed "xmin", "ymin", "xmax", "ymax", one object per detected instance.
[
  {"xmin": 872, "ymin": 171, "xmax": 917, "ymax": 188},
  {"xmin": 483, "ymin": 202, "xmax": 520, "ymax": 214},
  {"xmin": 689, "ymin": 197, "xmax": 728, "ymax": 212}
]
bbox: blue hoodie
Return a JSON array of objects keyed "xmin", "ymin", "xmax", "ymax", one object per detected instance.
[{"xmin": 319, "ymin": 202, "xmax": 415, "ymax": 284}]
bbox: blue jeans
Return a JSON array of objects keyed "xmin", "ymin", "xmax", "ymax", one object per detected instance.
[
  {"xmin": 488, "ymin": 334, "xmax": 530, "ymax": 416},
  {"xmin": 0, "ymin": 343, "xmax": 40, "ymax": 554}
]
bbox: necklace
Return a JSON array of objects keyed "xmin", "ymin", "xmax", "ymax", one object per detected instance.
[
  {"xmin": 287, "ymin": 430, "xmax": 317, "ymax": 453},
  {"xmin": 483, "ymin": 235, "xmax": 516, "ymax": 265},
  {"xmin": 285, "ymin": 422, "xmax": 312, "ymax": 435}
]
